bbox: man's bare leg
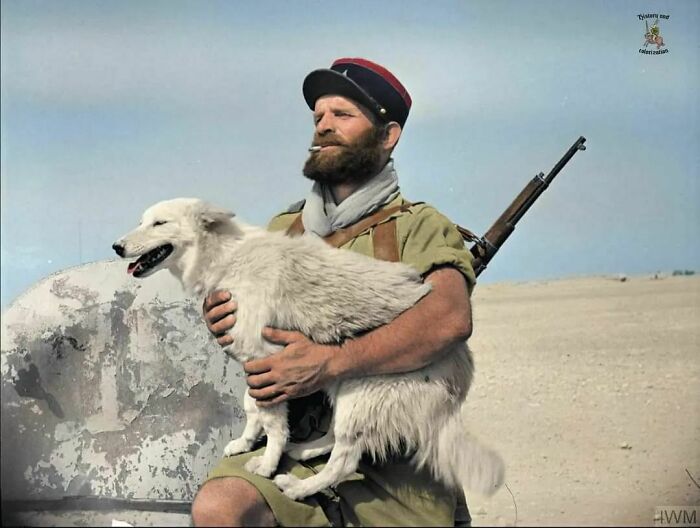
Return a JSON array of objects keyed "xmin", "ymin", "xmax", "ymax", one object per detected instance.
[{"xmin": 191, "ymin": 477, "xmax": 276, "ymax": 527}]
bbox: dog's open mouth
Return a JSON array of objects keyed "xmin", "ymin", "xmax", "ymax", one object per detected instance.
[{"xmin": 127, "ymin": 244, "xmax": 174, "ymax": 277}]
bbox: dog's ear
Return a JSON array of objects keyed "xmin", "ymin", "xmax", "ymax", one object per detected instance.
[{"xmin": 199, "ymin": 203, "xmax": 237, "ymax": 232}]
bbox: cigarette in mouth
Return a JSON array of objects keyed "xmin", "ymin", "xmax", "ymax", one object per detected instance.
[{"xmin": 308, "ymin": 146, "xmax": 322, "ymax": 152}]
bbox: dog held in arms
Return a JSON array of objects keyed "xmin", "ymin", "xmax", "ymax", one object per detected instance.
[{"xmin": 113, "ymin": 198, "xmax": 505, "ymax": 500}]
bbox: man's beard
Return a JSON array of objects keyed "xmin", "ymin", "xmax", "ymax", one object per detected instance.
[{"xmin": 303, "ymin": 126, "xmax": 385, "ymax": 186}]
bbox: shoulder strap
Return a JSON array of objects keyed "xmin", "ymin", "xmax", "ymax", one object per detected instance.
[
  {"xmin": 286, "ymin": 214, "xmax": 305, "ymax": 237},
  {"xmin": 285, "ymin": 202, "xmax": 412, "ymax": 263},
  {"xmin": 372, "ymin": 219, "xmax": 400, "ymax": 262},
  {"xmin": 323, "ymin": 203, "xmax": 410, "ymax": 249},
  {"xmin": 455, "ymin": 224, "xmax": 481, "ymax": 244}
]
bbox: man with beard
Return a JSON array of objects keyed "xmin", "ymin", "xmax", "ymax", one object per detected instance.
[{"xmin": 192, "ymin": 58, "xmax": 476, "ymax": 527}]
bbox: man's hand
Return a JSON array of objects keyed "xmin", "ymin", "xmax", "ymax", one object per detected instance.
[
  {"xmin": 202, "ymin": 290, "xmax": 237, "ymax": 347},
  {"xmin": 243, "ymin": 328, "xmax": 336, "ymax": 408}
]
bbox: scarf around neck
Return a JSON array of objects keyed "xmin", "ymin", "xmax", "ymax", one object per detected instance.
[{"xmin": 301, "ymin": 160, "xmax": 400, "ymax": 237}]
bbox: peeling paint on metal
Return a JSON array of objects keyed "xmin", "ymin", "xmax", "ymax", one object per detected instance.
[
  {"xmin": 49, "ymin": 276, "xmax": 100, "ymax": 306},
  {"xmin": 12, "ymin": 363, "xmax": 65, "ymax": 419},
  {"xmin": 2, "ymin": 260, "xmax": 248, "ymax": 504}
]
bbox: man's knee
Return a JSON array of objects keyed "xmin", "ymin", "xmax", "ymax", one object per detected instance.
[{"xmin": 192, "ymin": 477, "xmax": 275, "ymax": 526}]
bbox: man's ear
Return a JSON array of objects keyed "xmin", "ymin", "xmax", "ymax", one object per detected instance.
[
  {"xmin": 383, "ymin": 122, "xmax": 402, "ymax": 151},
  {"xmin": 199, "ymin": 203, "xmax": 235, "ymax": 230}
]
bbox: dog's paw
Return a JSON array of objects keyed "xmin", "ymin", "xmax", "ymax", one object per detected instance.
[
  {"xmin": 244, "ymin": 456, "xmax": 276, "ymax": 478},
  {"xmin": 273, "ymin": 473, "xmax": 308, "ymax": 501},
  {"xmin": 224, "ymin": 438, "xmax": 253, "ymax": 457}
]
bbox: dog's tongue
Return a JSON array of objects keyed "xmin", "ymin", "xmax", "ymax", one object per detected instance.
[{"xmin": 127, "ymin": 262, "xmax": 139, "ymax": 275}]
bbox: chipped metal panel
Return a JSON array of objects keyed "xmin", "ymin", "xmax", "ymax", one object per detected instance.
[{"xmin": 1, "ymin": 260, "xmax": 247, "ymax": 503}]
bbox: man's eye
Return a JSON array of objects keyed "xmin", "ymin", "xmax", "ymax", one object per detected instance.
[{"xmin": 153, "ymin": 220, "xmax": 167, "ymax": 227}]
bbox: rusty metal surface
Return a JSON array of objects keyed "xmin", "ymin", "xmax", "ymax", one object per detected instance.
[{"xmin": 1, "ymin": 260, "xmax": 247, "ymax": 507}]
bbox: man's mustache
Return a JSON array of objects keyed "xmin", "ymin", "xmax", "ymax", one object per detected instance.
[{"xmin": 311, "ymin": 135, "xmax": 347, "ymax": 148}]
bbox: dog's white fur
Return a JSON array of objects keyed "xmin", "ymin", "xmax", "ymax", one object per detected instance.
[{"xmin": 114, "ymin": 198, "xmax": 504, "ymax": 500}]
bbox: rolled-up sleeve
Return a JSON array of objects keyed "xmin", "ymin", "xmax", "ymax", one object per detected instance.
[{"xmin": 399, "ymin": 206, "xmax": 476, "ymax": 295}]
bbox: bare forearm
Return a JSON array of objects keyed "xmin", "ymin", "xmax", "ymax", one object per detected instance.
[
  {"xmin": 329, "ymin": 267, "xmax": 472, "ymax": 380},
  {"xmin": 235, "ymin": 267, "xmax": 472, "ymax": 407}
]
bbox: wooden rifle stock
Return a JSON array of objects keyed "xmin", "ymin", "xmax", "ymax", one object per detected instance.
[{"xmin": 463, "ymin": 136, "xmax": 587, "ymax": 277}]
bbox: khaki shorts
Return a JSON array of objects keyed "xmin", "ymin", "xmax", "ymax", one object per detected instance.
[{"xmin": 205, "ymin": 448, "xmax": 459, "ymax": 527}]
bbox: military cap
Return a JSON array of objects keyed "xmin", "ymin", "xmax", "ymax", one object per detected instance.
[{"xmin": 303, "ymin": 57, "xmax": 412, "ymax": 128}]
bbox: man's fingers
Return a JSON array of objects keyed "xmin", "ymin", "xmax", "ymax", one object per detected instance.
[
  {"xmin": 248, "ymin": 386, "xmax": 280, "ymax": 401},
  {"xmin": 246, "ymin": 372, "xmax": 276, "ymax": 389},
  {"xmin": 205, "ymin": 301, "xmax": 238, "ymax": 326},
  {"xmin": 248, "ymin": 386, "xmax": 288, "ymax": 407},
  {"xmin": 209, "ymin": 313, "xmax": 236, "ymax": 335},
  {"xmin": 216, "ymin": 334, "xmax": 233, "ymax": 347},
  {"xmin": 202, "ymin": 292, "xmax": 236, "ymax": 342},
  {"xmin": 203, "ymin": 290, "xmax": 232, "ymax": 312},
  {"xmin": 255, "ymin": 394, "xmax": 288, "ymax": 408},
  {"xmin": 262, "ymin": 327, "xmax": 304, "ymax": 345},
  {"xmin": 244, "ymin": 358, "xmax": 271, "ymax": 375}
]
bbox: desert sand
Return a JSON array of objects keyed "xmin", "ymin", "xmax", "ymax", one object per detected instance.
[{"xmin": 463, "ymin": 274, "xmax": 700, "ymax": 526}]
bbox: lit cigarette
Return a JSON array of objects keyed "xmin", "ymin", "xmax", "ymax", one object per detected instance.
[{"xmin": 308, "ymin": 146, "xmax": 322, "ymax": 152}]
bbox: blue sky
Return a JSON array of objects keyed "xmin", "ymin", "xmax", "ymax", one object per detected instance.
[{"xmin": 1, "ymin": 0, "xmax": 698, "ymax": 308}]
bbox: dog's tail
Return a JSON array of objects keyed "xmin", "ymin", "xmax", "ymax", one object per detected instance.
[{"xmin": 420, "ymin": 410, "xmax": 505, "ymax": 496}]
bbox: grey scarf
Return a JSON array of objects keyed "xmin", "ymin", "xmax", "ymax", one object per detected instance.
[{"xmin": 301, "ymin": 160, "xmax": 400, "ymax": 237}]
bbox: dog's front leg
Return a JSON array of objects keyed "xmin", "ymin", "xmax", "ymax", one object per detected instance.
[
  {"xmin": 243, "ymin": 403, "xmax": 289, "ymax": 478},
  {"xmin": 224, "ymin": 392, "xmax": 263, "ymax": 457}
]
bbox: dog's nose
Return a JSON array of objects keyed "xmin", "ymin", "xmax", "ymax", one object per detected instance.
[{"xmin": 112, "ymin": 243, "xmax": 125, "ymax": 257}]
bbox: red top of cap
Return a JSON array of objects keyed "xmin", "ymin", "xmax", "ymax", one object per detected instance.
[{"xmin": 332, "ymin": 57, "xmax": 412, "ymax": 110}]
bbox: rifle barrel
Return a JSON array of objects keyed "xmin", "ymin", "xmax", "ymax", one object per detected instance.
[
  {"xmin": 509, "ymin": 136, "xmax": 586, "ymax": 227},
  {"xmin": 545, "ymin": 136, "xmax": 587, "ymax": 185},
  {"xmin": 470, "ymin": 136, "xmax": 586, "ymax": 276}
]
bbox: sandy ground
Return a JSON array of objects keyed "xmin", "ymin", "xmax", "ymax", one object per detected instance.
[{"xmin": 464, "ymin": 274, "xmax": 700, "ymax": 526}]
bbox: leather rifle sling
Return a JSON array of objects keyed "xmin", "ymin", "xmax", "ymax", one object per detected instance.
[
  {"xmin": 286, "ymin": 214, "xmax": 305, "ymax": 237},
  {"xmin": 284, "ymin": 203, "xmax": 412, "ymax": 262},
  {"xmin": 372, "ymin": 219, "xmax": 400, "ymax": 262}
]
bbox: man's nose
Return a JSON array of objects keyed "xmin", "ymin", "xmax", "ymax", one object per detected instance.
[
  {"xmin": 112, "ymin": 243, "xmax": 125, "ymax": 257},
  {"xmin": 315, "ymin": 113, "xmax": 335, "ymax": 134}
]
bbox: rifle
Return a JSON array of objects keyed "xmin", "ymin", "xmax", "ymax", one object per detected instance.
[{"xmin": 457, "ymin": 136, "xmax": 587, "ymax": 277}]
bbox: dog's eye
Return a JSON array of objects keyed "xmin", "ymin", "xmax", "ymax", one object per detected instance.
[{"xmin": 153, "ymin": 220, "xmax": 167, "ymax": 227}]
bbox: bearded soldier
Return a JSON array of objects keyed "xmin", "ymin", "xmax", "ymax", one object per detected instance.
[{"xmin": 194, "ymin": 58, "xmax": 476, "ymax": 527}]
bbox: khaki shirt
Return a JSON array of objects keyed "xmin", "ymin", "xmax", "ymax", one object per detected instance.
[{"xmin": 268, "ymin": 193, "xmax": 476, "ymax": 294}]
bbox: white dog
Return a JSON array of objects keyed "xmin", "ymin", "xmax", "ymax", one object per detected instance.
[{"xmin": 113, "ymin": 198, "xmax": 504, "ymax": 500}]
